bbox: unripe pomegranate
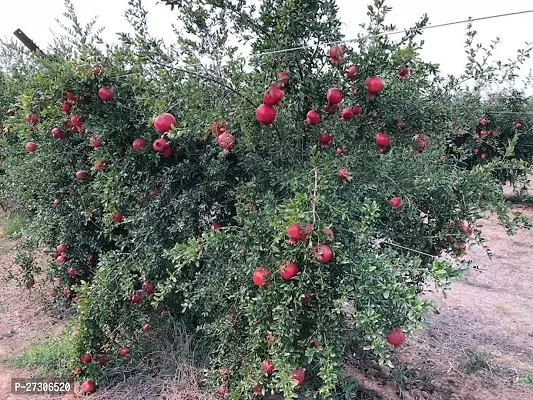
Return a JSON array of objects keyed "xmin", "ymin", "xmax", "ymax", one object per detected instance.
[
  {"xmin": 279, "ymin": 262, "xmax": 298, "ymax": 280},
  {"xmin": 397, "ymin": 67, "xmax": 410, "ymax": 80},
  {"xmin": 71, "ymin": 115, "xmax": 83, "ymax": 127},
  {"xmin": 80, "ymin": 353, "xmax": 92, "ymax": 363},
  {"xmin": 255, "ymin": 104, "xmax": 276, "ymax": 127},
  {"xmin": 98, "ymin": 87, "xmax": 114, "ymax": 102},
  {"xmin": 365, "ymin": 76, "xmax": 384, "ymax": 99},
  {"xmin": 75, "ymin": 170, "xmax": 87, "ymax": 181},
  {"xmin": 317, "ymin": 132, "xmax": 333, "ymax": 148},
  {"xmin": 312, "ymin": 244, "xmax": 333, "ymax": 263},
  {"xmin": 337, "ymin": 168, "xmax": 352, "ymax": 181},
  {"xmin": 389, "ymin": 197, "xmax": 402, "ymax": 208},
  {"xmin": 132, "ymin": 139, "xmax": 146, "ymax": 150},
  {"xmin": 340, "ymin": 107, "xmax": 354, "ymax": 120},
  {"xmin": 261, "ymin": 360, "xmax": 275, "ymax": 374},
  {"xmin": 51, "ymin": 128, "xmax": 66, "ymax": 139},
  {"xmin": 304, "ymin": 110, "xmax": 320, "ymax": 125},
  {"xmin": 326, "ymin": 88, "xmax": 343, "ymax": 105},
  {"xmin": 61, "ymin": 102, "xmax": 71, "ymax": 113},
  {"xmin": 217, "ymin": 132, "xmax": 235, "ymax": 152},
  {"xmin": 345, "ymin": 65, "xmax": 357, "ymax": 80},
  {"xmin": 252, "ymin": 267, "xmax": 269, "ymax": 287},
  {"xmin": 81, "ymin": 380, "xmax": 96, "ymax": 394},
  {"xmin": 376, "ymin": 133, "xmax": 391, "ymax": 152},
  {"xmin": 387, "ymin": 328, "xmax": 406, "ymax": 346},
  {"xmin": 278, "ymin": 71, "xmax": 289, "ymax": 85},
  {"xmin": 263, "ymin": 85, "xmax": 284, "ymax": 106},
  {"xmin": 154, "ymin": 113, "xmax": 177, "ymax": 133},
  {"xmin": 153, "ymin": 138, "xmax": 169, "ymax": 152},
  {"xmin": 25, "ymin": 142, "xmax": 37, "ymax": 153},
  {"xmin": 112, "ymin": 211, "xmax": 123, "ymax": 224}
]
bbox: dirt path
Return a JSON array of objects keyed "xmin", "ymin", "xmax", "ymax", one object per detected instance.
[{"xmin": 395, "ymin": 204, "xmax": 533, "ymax": 400}]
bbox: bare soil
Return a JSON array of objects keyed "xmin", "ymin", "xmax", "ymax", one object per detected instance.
[{"xmin": 0, "ymin": 200, "xmax": 532, "ymax": 399}]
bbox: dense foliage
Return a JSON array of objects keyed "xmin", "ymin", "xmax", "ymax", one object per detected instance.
[{"xmin": 0, "ymin": 0, "xmax": 531, "ymax": 398}]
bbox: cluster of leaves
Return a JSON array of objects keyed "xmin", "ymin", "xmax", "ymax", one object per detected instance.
[{"xmin": 0, "ymin": 0, "xmax": 531, "ymax": 399}]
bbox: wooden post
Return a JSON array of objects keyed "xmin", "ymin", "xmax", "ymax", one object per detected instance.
[{"xmin": 13, "ymin": 29, "xmax": 45, "ymax": 56}]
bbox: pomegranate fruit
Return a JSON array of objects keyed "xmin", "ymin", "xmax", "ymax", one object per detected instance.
[
  {"xmin": 61, "ymin": 102, "xmax": 71, "ymax": 113},
  {"xmin": 25, "ymin": 114, "xmax": 39, "ymax": 125},
  {"xmin": 80, "ymin": 353, "xmax": 92, "ymax": 363},
  {"xmin": 323, "ymin": 227, "xmax": 335, "ymax": 241},
  {"xmin": 56, "ymin": 243, "xmax": 68, "ymax": 253},
  {"xmin": 389, "ymin": 197, "xmax": 402, "ymax": 208},
  {"xmin": 317, "ymin": 132, "xmax": 333, "ymax": 148},
  {"xmin": 329, "ymin": 45, "xmax": 344, "ymax": 63},
  {"xmin": 94, "ymin": 160, "xmax": 105, "ymax": 171},
  {"xmin": 301, "ymin": 289, "xmax": 313, "ymax": 305},
  {"xmin": 336, "ymin": 147, "xmax": 345, "ymax": 156},
  {"xmin": 51, "ymin": 127, "xmax": 66, "ymax": 139},
  {"xmin": 90, "ymin": 136, "xmax": 102, "ymax": 149},
  {"xmin": 252, "ymin": 267, "xmax": 269, "ymax": 288},
  {"xmin": 81, "ymin": 380, "xmax": 96, "ymax": 394},
  {"xmin": 98, "ymin": 87, "xmax": 114, "ymax": 102},
  {"xmin": 345, "ymin": 65, "xmax": 357, "ymax": 80},
  {"xmin": 112, "ymin": 211, "xmax": 123, "ymax": 224},
  {"xmin": 304, "ymin": 110, "xmax": 320, "ymax": 125},
  {"xmin": 387, "ymin": 328, "xmax": 406, "ymax": 346},
  {"xmin": 279, "ymin": 262, "xmax": 298, "ymax": 280},
  {"xmin": 261, "ymin": 360, "xmax": 275, "ymax": 374},
  {"xmin": 143, "ymin": 323, "xmax": 150, "ymax": 333},
  {"xmin": 255, "ymin": 104, "xmax": 276, "ymax": 127},
  {"xmin": 162, "ymin": 146, "xmax": 173, "ymax": 159},
  {"xmin": 291, "ymin": 367, "xmax": 305, "ymax": 388},
  {"xmin": 480, "ymin": 118, "xmax": 488, "ymax": 126},
  {"xmin": 25, "ymin": 142, "xmax": 37, "ymax": 153},
  {"xmin": 340, "ymin": 107, "xmax": 354, "ymax": 120},
  {"xmin": 278, "ymin": 71, "xmax": 289, "ymax": 85},
  {"xmin": 212, "ymin": 222, "xmax": 222, "ymax": 231},
  {"xmin": 210, "ymin": 120, "xmax": 229, "ymax": 136},
  {"xmin": 142, "ymin": 282, "xmax": 155, "ymax": 296},
  {"xmin": 153, "ymin": 138, "xmax": 169, "ymax": 152},
  {"xmin": 375, "ymin": 133, "xmax": 391, "ymax": 152},
  {"xmin": 154, "ymin": 113, "xmax": 177, "ymax": 133},
  {"xmin": 130, "ymin": 292, "xmax": 142, "ymax": 304},
  {"xmin": 337, "ymin": 168, "xmax": 352, "ymax": 181},
  {"xmin": 119, "ymin": 346, "xmax": 129, "ymax": 358},
  {"xmin": 263, "ymin": 85, "xmax": 284, "ymax": 106},
  {"xmin": 71, "ymin": 115, "xmax": 83, "ymax": 127},
  {"xmin": 75, "ymin": 170, "xmax": 87, "ymax": 181},
  {"xmin": 397, "ymin": 67, "xmax": 410, "ymax": 80},
  {"xmin": 365, "ymin": 76, "xmax": 384, "ymax": 99},
  {"xmin": 95, "ymin": 355, "xmax": 106, "ymax": 366},
  {"xmin": 217, "ymin": 132, "xmax": 235, "ymax": 152},
  {"xmin": 312, "ymin": 244, "xmax": 333, "ymax": 263},
  {"xmin": 67, "ymin": 269, "xmax": 77, "ymax": 277},
  {"xmin": 326, "ymin": 88, "xmax": 343, "ymax": 105}
]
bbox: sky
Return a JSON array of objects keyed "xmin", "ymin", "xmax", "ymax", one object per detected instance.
[{"xmin": 1, "ymin": 0, "xmax": 532, "ymax": 87}]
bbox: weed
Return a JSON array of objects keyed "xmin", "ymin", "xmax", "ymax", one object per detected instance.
[
  {"xmin": 459, "ymin": 348, "xmax": 497, "ymax": 374},
  {"xmin": 1, "ymin": 215, "xmax": 26, "ymax": 239}
]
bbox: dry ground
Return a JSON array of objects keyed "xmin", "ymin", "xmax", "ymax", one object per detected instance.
[{"xmin": 0, "ymin": 200, "xmax": 532, "ymax": 399}]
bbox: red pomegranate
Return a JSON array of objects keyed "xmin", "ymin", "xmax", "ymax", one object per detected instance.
[
  {"xmin": 61, "ymin": 102, "xmax": 71, "ymax": 113},
  {"xmin": 263, "ymin": 85, "xmax": 284, "ymax": 106},
  {"xmin": 154, "ymin": 113, "xmax": 177, "ymax": 133},
  {"xmin": 212, "ymin": 222, "xmax": 222, "ymax": 231},
  {"xmin": 491, "ymin": 131, "xmax": 497, "ymax": 138},
  {"xmin": 98, "ymin": 87, "xmax": 114, "ymax": 102},
  {"xmin": 304, "ymin": 110, "xmax": 320, "ymax": 125},
  {"xmin": 142, "ymin": 282, "xmax": 155, "ymax": 296},
  {"xmin": 397, "ymin": 67, "xmax": 410, "ymax": 80},
  {"xmin": 279, "ymin": 262, "xmax": 298, "ymax": 280},
  {"xmin": 81, "ymin": 380, "xmax": 96, "ymax": 394},
  {"xmin": 389, "ymin": 197, "xmax": 402, "ymax": 208},
  {"xmin": 340, "ymin": 107, "xmax": 354, "ymax": 120},
  {"xmin": 365, "ymin": 76, "xmax": 384, "ymax": 99},
  {"xmin": 252, "ymin": 385, "xmax": 261, "ymax": 395},
  {"xmin": 80, "ymin": 353, "xmax": 92, "ymax": 363},
  {"xmin": 63, "ymin": 91, "xmax": 76, "ymax": 102},
  {"xmin": 252, "ymin": 267, "xmax": 269, "ymax": 287},
  {"xmin": 94, "ymin": 160, "xmax": 105, "ymax": 171},
  {"xmin": 326, "ymin": 88, "xmax": 343, "ymax": 105},
  {"xmin": 312, "ymin": 244, "xmax": 333, "ymax": 263},
  {"xmin": 261, "ymin": 360, "xmax": 275, "ymax": 374},
  {"xmin": 480, "ymin": 130, "xmax": 487, "ymax": 137},
  {"xmin": 112, "ymin": 211, "xmax": 123, "ymax": 224},
  {"xmin": 255, "ymin": 104, "xmax": 276, "ymax": 127},
  {"xmin": 387, "ymin": 328, "xmax": 406, "ymax": 346},
  {"xmin": 90, "ymin": 136, "xmax": 103, "ymax": 149},
  {"xmin": 132, "ymin": 139, "xmax": 146, "ymax": 150},
  {"xmin": 323, "ymin": 227, "xmax": 335, "ymax": 241},
  {"xmin": 25, "ymin": 114, "xmax": 39, "ymax": 125},
  {"xmin": 301, "ymin": 289, "xmax": 313, "ymax": 305},
  {"xmin": 95, "ymin": 355, "xmax": 106, "ymax": 366},
  {"xmin": 162, "ymin": 146, "xmax": 173, "ymax": 159},
  {"xmin": 278, "ymin": 71, "xmax": 289, "ymax": 85},
  {"xmin": 285, "ymin": 223, "xmax": 305, "ymax": 244},
  {"xmin": 291, "ymin": 367, "xmax": 305, "ymax": 388},
  {"xmin": 25, "ymin": 142, "xmax": 37, "ymax": 153},
  {"xmin": 210, "ymin": 120, "xmax": 229, "ymax": 136},
  {"xmin": 153, "ymin": 138, "xmax": 169, "ymax": 152},
  {"xmin": 75, "ymin": 170, "xmax": 87, "ymax": 181},
  {"xmin": 337, "ymin": 168, "xmax": 352, "ymax": 181},
  {"xmin": 67, "ymin": 268, "xmax": 77, "ymax": 277},
  {"xmin": 481, "ymin": 153, "xmax": 487, "ymax": 160},
  {"xmin": 345, "ymin": 65, "xmax": 357, "ymax": 80},
  {"xmin": 71, "ymin": 115, "xmax": 83, "ymax": 127},
  {"xmin": 142, "ymin": 323, "xmax": 150, "ymax": 333},
  {"xmin": 217, "ymin": 384, "xmax": 227, "ymax": 397},
  {"xmin": 336, "ymin": 147, "xmax": 345, "ymax": 156},
  {"xmin": 51, "ymin": 128, "xmax": 66, "ymax": 139},
  {"xmin": 317, "ymin": 132, "xmax": 333, "ymax": 148},
  {"xmin": 375, "ymin": 133, "xmax": 391, "ymax": 152},
  {"xmin": 119, "ymin": 346, "xmax": 129, "ymax": 358},
  {"xmin": 480, "ymin": 118, "xmax": 488, "ymax": 126},
  {"xmin": 217, "ymin": 132, "xmax": 235, "ymax": 152},
  {"xmin": 515, "ymin": 122, "xmax": 523, "ymax": 129},
  {"xmin": 130, "ymin": 292, "xmax": 142, "ymax": 304},
  {"xmin": 329, "ymin": 45, "xmax": 344, "ymax": 63}
]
